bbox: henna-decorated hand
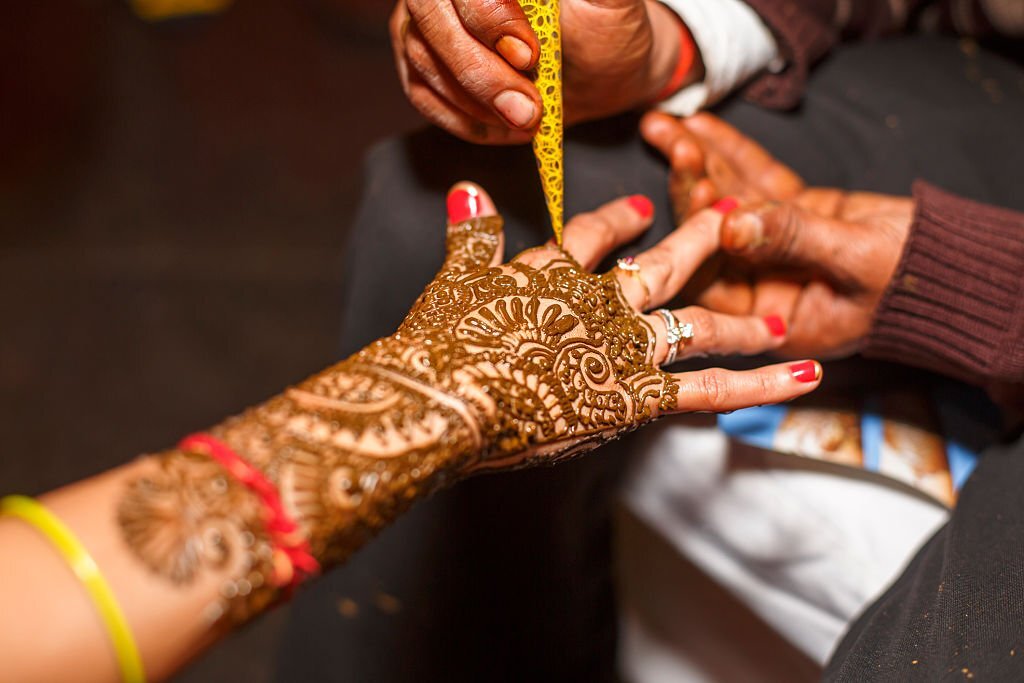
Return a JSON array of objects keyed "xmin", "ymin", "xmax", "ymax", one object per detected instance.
[
  {"xmin": 640, "ymin": 112, "xmax": 913, "ymax": 358},
  {"xmin": 341, "ymin": 182, "xmax": 824, "ymax": 473},
  {"xmin": 118, "ymin": 182, "xmax": 824, "ymax": 623}
]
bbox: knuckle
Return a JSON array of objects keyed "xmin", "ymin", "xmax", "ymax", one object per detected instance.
[
  {"xmin": 687, "ymin": 307, "xmax": 718, "ymax": 347},
  {"xmin": 404, "ymin": 37, "xmax": 435, "ymax": 75},
  {"xmin": 450, "ymin": 55, "xmax": 503, "ymax": 97},
  {"xmin": 572, "ymin": 213, "xmax": 617, "ymax": 251},
  {"xmin": 696, "ymin": 370, "xmax": 730, "ymax": 412},
  {"xmin": 407, "ymin": 0, "xmax": 442, "ymax": 24},
  {"xmin": 640, "ymin": 255, "xmax": 670, "ymax": 289},
  {"xmin": 467, "ymin": 0, "xmax": 524, "ymax": 32},
  {"xmin": 773, "ymin": 205, "xmax": 802, "ymax": 260},
  {"xmin": 755, "ymin": 371, "xmax": 776, "ymax": 399}
]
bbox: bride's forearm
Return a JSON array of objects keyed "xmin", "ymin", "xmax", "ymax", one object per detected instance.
[
  {"xmin": 124, "ymin": 350, "xmax": 483, "ymax": 620},
  {"xmin": 0, "ymin": 350, "xmax": 480, "ymax": 682}
]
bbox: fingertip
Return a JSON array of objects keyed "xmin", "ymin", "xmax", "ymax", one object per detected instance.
[
  {"xmin": 496, "ymin": 35, "xmax": 535, "ymax": 70},
  {"xmin": 789, "ymin": 360, "xmax": 822, "ymax": 384},
  {"xmin": 493, "ymin": 90, "xmax": 539, "ymax": 129},
  {"xmin": 627, "ymin": 194, "xmax": 655, "ymax": 220},
  {"xmin": 689, "ymin": 179, "xmax": 718, "ymax": 214},
  {"xmin": 670, "ymin": 137, "xmax": 704, "ymax": 174},
  {"xmin": 447, "ymin": 182, "xmax": 498, "ymax": 222},
  {"xmin": 682, "ymin": 111, "xmax": 718, "ymax": 134},
  {"xmin": 711, "ymin": 197, "xmax": 739, "ymax": 215},
  {"xmin": 640, "ymin": 111, "xmax": 676, "ymax": 144},
  {"xmin": 763, "ymin": 314, "xmax": 787, "ymax": 339},
  {"xmin": 721, "ymin": 210, "xmax": 764, "ymax": 253}
]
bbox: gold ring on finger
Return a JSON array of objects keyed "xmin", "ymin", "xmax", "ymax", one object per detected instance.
[
  {"xmin": 654, "ymin": 308, "xmax": 694, "ymax": 365},
  {"xmin": 616, "ymin": 256, "xmax": 651, "ymax": 310}
]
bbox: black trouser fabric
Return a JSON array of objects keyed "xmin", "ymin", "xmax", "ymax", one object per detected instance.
[
  {"xmin": 277, "ymin": 37, "xmax": 1024, "ymax": 682},
  {"xmin": 825, "ymin": 430, "xmax": 1024, "ymax": 681}
]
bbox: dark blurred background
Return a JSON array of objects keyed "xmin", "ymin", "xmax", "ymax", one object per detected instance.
[{"xmin": 0, "ymin": 1, "xmax": 418, "ymax": 679}]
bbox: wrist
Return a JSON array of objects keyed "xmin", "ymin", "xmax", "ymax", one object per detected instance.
[
  {"xmin": 646, "ymin": 1, "xmax": 704, "ymax": 103},
  {"xmin": 220, "ymin": 351, "xmax": 480, "ymax": 566},
  {"xmin": 114, "ymin": 349, "xmax": 479, "ymax": 627}
]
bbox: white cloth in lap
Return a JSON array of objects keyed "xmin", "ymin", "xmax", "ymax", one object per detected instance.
[{"xmin": 617, "ymin": 421, "xmax": 947, "ymax": 681}]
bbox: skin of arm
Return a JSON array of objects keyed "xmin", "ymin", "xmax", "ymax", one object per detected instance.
[
  {"xmin": 0, "ymin": 211, "xmax": 677, "ymax": 683},
  {"xmin": 0, "ymin": 185, "xmax": 822, "ymax": 683}
]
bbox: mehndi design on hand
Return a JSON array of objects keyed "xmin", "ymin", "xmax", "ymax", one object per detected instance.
[
  {"xmin": 115, "ymin": 184, "xmax": 821, "ymax": 627},
  {"xmin": 116, "ymin": 204, "xmax": 677, "ymax": 625}
]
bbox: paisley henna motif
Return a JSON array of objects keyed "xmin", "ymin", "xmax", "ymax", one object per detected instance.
[{"xmin": 117, "ymin": 215, "xmax": 677, "ymax": 623}]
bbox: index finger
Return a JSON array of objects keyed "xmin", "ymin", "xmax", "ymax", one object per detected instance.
[
  {"xmin": 684, "ymin": 114, "xmax": 803, "ymax": 199},
  {"xmin": 640, "ymin": 111, "xmax": 706, "ymax": 177},
  {"xmin": 670, "ymin": 361, "xmax": 822, "ymax": 414}
]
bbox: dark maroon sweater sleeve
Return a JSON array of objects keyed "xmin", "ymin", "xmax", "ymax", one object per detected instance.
[
  {"xmin": 864, "ymin": 182, "xmax": 1024, "ymax": 401},
  {"xmin": 739, "ymin": 0, "xmax": 1019, "ymax": 109}
]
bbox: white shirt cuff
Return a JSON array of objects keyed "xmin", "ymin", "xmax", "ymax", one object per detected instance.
[{"xmin": 656, "ymin": 0, "xmax": 781, "ymax": 116}]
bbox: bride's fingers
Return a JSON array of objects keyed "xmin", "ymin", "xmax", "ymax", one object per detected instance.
[
  {"xmin": 560, "ymin": 194, "xmax": 655, "ymax": 270},
  {"xmin": 615, "ymin": 208, "xmax": 722, "ymax": 310},
  {"xmin": 668, "ymin": 360, "xmax": 822, "ymax": 414},
  {"xmin": 643, "ymin": 306, "xmax": 786, "ymax": 365},
  {"xmin": 442, "ymin": 182, "xmax": 505, "ymax": 272}
]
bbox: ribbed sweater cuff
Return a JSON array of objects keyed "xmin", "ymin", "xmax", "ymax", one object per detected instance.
[{"xmin": 865, "ymin": 181, "xmax": 1024, "ymax": 389}]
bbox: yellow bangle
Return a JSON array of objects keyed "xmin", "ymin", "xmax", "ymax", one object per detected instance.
[{"xmin": 1, "ymin": 495, "xmax": 146, "ymax": 683}]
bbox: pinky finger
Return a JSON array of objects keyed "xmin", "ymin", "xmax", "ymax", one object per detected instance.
[{"xmin": 670, "ymin": 360, "xmax": 822, "ymax": 414}]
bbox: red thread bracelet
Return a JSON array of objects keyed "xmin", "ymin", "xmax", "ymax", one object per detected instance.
[
  {"xmin": 654, "ymin": 17, "xmax": 697, "ymax": 102},
  {"xmin": 178, "ymin": 433, "xmax": 320, "ymax": 589}
]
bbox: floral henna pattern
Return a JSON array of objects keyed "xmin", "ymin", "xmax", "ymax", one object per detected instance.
[
  {"xmin": 118, "ymin": 452, "xmax": 282, "ymax": 622},
  {"xmin": 117, "ymin": 215, "xmax": 678, "ymax": 623}
]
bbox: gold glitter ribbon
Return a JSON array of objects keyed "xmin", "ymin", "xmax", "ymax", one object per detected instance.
[{"xmin": 519, "ymin": 0, "xmax": 564, "ymax": 243}]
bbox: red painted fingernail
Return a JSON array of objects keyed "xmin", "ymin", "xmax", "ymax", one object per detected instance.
[
  {"xmin": 627, "ymin": 195, "xmax": 654, "ymax": 219},
  {"xmin": 790, "ymin": 361, "xmax": 821, "ymax": 383},
  {"xmin": 764, "ymin": 315, "xmax": 786, "ymax": 337},
  {"xmin": 447, "ymin": 187, "xmax": 480, "ymax": 223},
  {"xmin": 712, "ymin": 197, "xmax": 739, "ymax": 214}
]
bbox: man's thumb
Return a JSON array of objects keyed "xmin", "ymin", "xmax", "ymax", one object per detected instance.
[{"xmin": 721, "ymin": 202, "xmax": 850, "ymax": 270}]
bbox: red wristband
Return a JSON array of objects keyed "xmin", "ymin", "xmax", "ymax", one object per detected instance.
[
  {"xmin": 654, "ymin": 16, "xmax": 697, "ymax": 102},
  {"xmin": 178, "ymin": 433, "xmax": 320, "ymax": 589}
]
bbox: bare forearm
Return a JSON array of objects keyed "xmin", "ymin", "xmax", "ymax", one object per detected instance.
[{"xmin": 0, "ymin": 349, "xmax": 479, "ymax": 682}]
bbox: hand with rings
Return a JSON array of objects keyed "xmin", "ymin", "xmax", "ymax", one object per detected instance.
[
  {"xmin": 568, "ymin": 196, "xmax": 796, "ymax": 368},
  {"xmin": 386, "ymin": 182, "xmax": 823, "ymax": 472}
]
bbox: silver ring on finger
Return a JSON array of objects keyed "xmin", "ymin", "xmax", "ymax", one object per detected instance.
[{"xmin": 654, "ymin": 308, "xmax": 694, "ymax": 365}]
